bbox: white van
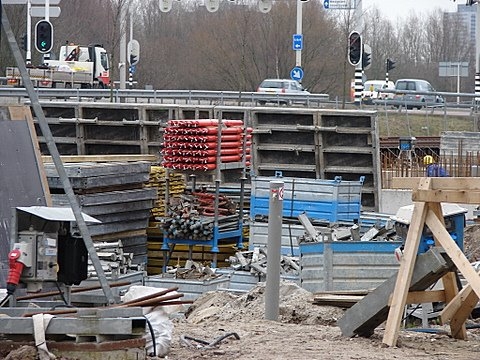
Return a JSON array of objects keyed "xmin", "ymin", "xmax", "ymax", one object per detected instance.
[{"xmin": 362, "ymin": 80, "xmax": 395, "ymax": 104}]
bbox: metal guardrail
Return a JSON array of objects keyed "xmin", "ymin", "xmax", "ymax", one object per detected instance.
[
  {"xmin": 372, "ymin": 89, "xmax": 480, "ymax": 111},
  {"xmin": 0, "ymin": 87, "xmax": 330, "ymax": 106},
  {"xmin": 3, "ymin": 86, "xmax": 480, "ymax": 112}
]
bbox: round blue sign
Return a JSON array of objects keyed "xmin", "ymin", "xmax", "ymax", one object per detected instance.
[{"xmin": 290, "ymin": 66, "xmax": 304, "ymax": 81}]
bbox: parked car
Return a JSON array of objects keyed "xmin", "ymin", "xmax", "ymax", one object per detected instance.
[
  {"xmin": 393, "ymin": 79, "xmax": 444, "ymax": 109},
  {"xmin": 362, "ymin": 80, "xmax": 395, "ymax": 104},
  {"xmin": 256, "ymin": 78, "xmax": 310, "ymax": 105}
]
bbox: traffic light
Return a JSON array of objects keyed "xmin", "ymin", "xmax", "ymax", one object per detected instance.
[
  {"xmin": 386, "ymin": 58, "xmax": 396, "ymax": 72},
  {"xmin": 348, "ymin": 31, "xmax": 362, "ymax": 66},
  {"xmin": 129, "ymin": 54, "xmax": 138, "ymax": 66},
  {"xmin": 21, "ymin": 33, "xmax": 27, "ymax": 51},
  {"xmin": 362, "ymin": 45, "xmax": 371, "ymax": 70},
  {"xmin": 35, "ymin": 20, "xmax": 53, "ymax": 54}
]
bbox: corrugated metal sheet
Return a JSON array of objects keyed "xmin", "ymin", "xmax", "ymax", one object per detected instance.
[{"xmin": 299, "ymin": 241, "xmax": 401, "ymax": 293}]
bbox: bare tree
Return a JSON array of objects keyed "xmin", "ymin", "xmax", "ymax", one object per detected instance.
[{"xmin": 1, "ymin": 0, "xmax": 476, "ymax": 100}]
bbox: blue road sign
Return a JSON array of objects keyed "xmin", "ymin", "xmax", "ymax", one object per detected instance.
[
  {"xmin": 290, "ymin": 66, "xmax": 304, "ymax": 81},
  {"xmin": 324, "ymin": 0, "xmax": 329, "ymax": 9},
  {"xmin": 292, "ymin": 34, "xmax": 303, "ymax": 51}
]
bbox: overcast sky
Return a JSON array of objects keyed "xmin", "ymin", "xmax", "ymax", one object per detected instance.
[{"xmin": 361, "ymin": 0, "xmax": 459, "ymax": 22}]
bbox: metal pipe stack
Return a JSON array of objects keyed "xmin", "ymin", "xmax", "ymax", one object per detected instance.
[{"xmin": 161, "ymin": 192, "xmax": 240, "ymax": 240}]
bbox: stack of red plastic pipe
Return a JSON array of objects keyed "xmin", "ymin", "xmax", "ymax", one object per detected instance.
[{"xmin": 161, "ymin": 119, "xmax": 251, "ymax": 171}]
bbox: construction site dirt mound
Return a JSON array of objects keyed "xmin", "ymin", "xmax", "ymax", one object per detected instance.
[
  {"xmin": 464, "ymin": 223, "xmax": 480, "ymax": 262},
  {"xmin": 166, "ymin": 228, "xmax": 480, "ymax": 360},
  {"xmin": 184, "ymin": 280, "xmax": 344, "ymax": 326}
]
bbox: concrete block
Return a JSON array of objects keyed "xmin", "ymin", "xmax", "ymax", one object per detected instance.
[{"xmin": 337, "ymin": 247, "xmax": 455, "ymax": 337}]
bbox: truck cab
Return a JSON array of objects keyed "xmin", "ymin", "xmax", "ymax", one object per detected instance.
[
  {"xmin": 46, "ymin": 44, "xmax": 110, "ymax": 88},
  {"xmin": 6, "ymin": 43, "xmax": 110, "ymax": 89}
]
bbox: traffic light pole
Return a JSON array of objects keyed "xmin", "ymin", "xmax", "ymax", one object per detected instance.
[
  {"xmin": 129, "ymin": 11, "xmax": 133, "ymax": 89},
  {"xmin": 26, "ymin": 0, "xmax": 32, "ymax": 64},
  {"xmin": 354, "ymin": 64, "xmax": 362, "ymax": 106},
  {"xmin": 43, "ymin": 0, "xmax": 50, "ymax": 61},
  {"xmin": 476, "ymin": 2, "xmax": 480, "ymax": 102},
  {"xmin": 353, "ymin": 0, "xmax": 363, "ymax": 106}
]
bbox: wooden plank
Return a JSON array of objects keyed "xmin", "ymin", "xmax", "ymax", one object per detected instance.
[
  {"xmin": 312, "ymin": 294, "xmax": 363, "ymax": 308},
  {"xmin": 382, "ymin": 178, "xmax": 431, "ymax": 347},
  {"xmin": 441, "ymin": 284, "xmax": 479, "ymax": 324},
  {"xmin": 429, "ymin": 201, "xmax": 466, "ymax": 339},
  {"xmin": 425, "ymin": 210, "xmax": 480, "ymax": 300},
  {"xmin": 449, "ymin": 288, "xmax": 478, "ymax": 339},
  {"xmin": 413, "ymin": 189, "xmax": 480, "ymax": 204},
  {"xmin": 425, "ymin": 208, "xmax": 480, "ymax": 338},
  {"xmin": 42, "ymin": 154, "xmax": 158, "ymax": 163},
  {"xmin": 406, "ymin": 290, "xmax": 446, "ymax": 304},
  {"xmin": 441, "ymin": 281, "xmax": 479, "ymax": 339},
  {"xmin": 392, "ymin": 177, "xmax": 480, "ymax": 191}
]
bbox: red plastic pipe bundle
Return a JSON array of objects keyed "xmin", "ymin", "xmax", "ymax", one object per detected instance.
[{"xmin": 162, "ymin": 119, "xmax": 251, "ymax": 171}]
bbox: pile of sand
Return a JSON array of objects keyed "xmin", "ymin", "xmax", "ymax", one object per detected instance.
[{"xmin": 183, "ymin": 280, "xmax": 345, "ymax": 326}]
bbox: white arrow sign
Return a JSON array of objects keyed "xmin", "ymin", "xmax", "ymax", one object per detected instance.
[{"xmin": 31, "ymin": 6, "xmax": 61, "ymax": 17}]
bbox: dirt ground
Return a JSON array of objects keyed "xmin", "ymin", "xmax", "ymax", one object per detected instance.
[
  {"xmin": 165, "ymin": 282, "xmax": 480, "ymax": 360},
  {"xmin": 5, "ymin": 225, "xmax": 480, "ymax": 360},
  {"xmin": 164, "ymin": 224, "xmax": 480, "ymax": 360}
]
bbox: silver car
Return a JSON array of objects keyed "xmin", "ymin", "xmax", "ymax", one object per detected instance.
[
  {"xmin": 393, "ymin": 79, "xmax": 444, "ymax": 109},
  {"xmin": 256, "ymin": 78, "xmax": 310, "ymax": 105}
]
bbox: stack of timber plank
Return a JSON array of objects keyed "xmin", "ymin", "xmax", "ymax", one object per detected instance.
[{"xmin": 43, "ymin": 158, "xmax": 157, "ymax": 268}]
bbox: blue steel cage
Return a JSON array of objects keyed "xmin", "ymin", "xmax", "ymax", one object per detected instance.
[{"xmin": 250, "ymin": 175, "xmax": 365, "ymax": 223}]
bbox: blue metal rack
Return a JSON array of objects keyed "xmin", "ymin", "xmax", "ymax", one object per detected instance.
[
  {"xmin": 161, "ymin": 116, "xmax": 247, "ymax": 271},
  {"xmin": 161, "ymin": 177, "xmax": 245, "ymax": 271}
]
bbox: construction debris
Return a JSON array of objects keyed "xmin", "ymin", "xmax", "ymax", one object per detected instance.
[
  {"xmin": 297, "ymin": 213, "xmax": 398, "ymax": 244},
  {"xmin": 180, "ymin": 332, "xmax": 240, "ymax": 349},
  {"xmin": 87, "ymin": 241, "xmax": 144, "ymax": 278},
  {"xmin": 227, "ymin": 248, "xmax": 299, "ymax": 276},
  {"xmin": 167, "ymin": 260, "xmax": 221, "ymax": 281}
]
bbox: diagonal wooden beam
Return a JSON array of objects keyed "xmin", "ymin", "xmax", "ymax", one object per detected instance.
[
  {"xmin": 425, "ymin": 210, "xmax": 480, "ymax": 299},
  {"xmin": 428, "ymin": 202, "xmax": 466, "ymax": 339},
  {"xmin": 442, "ymin": 283, "xmax": 479, "ymax": 323},
  {"xmin": 382, "ymin": 178, "xmax": 432, "ymax": 347},
  {"xmin": 425, "ymin": 208, "xmax": 480, "ymax": 338}
]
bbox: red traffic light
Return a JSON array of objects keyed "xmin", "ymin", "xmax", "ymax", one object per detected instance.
[{"xmin": 348, "ymin": 31, "xmax": 362, "ymax": 67}]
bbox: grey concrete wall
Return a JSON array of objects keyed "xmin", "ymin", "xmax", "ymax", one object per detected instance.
[{"xmin": 380, "ymin": 189, "xmax": 477, "ymax": 220}]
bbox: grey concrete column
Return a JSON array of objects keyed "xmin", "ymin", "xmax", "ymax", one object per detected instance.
[{"xmin": 265, "ymin": 180, "xmax": 284, "ymax": 321}]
